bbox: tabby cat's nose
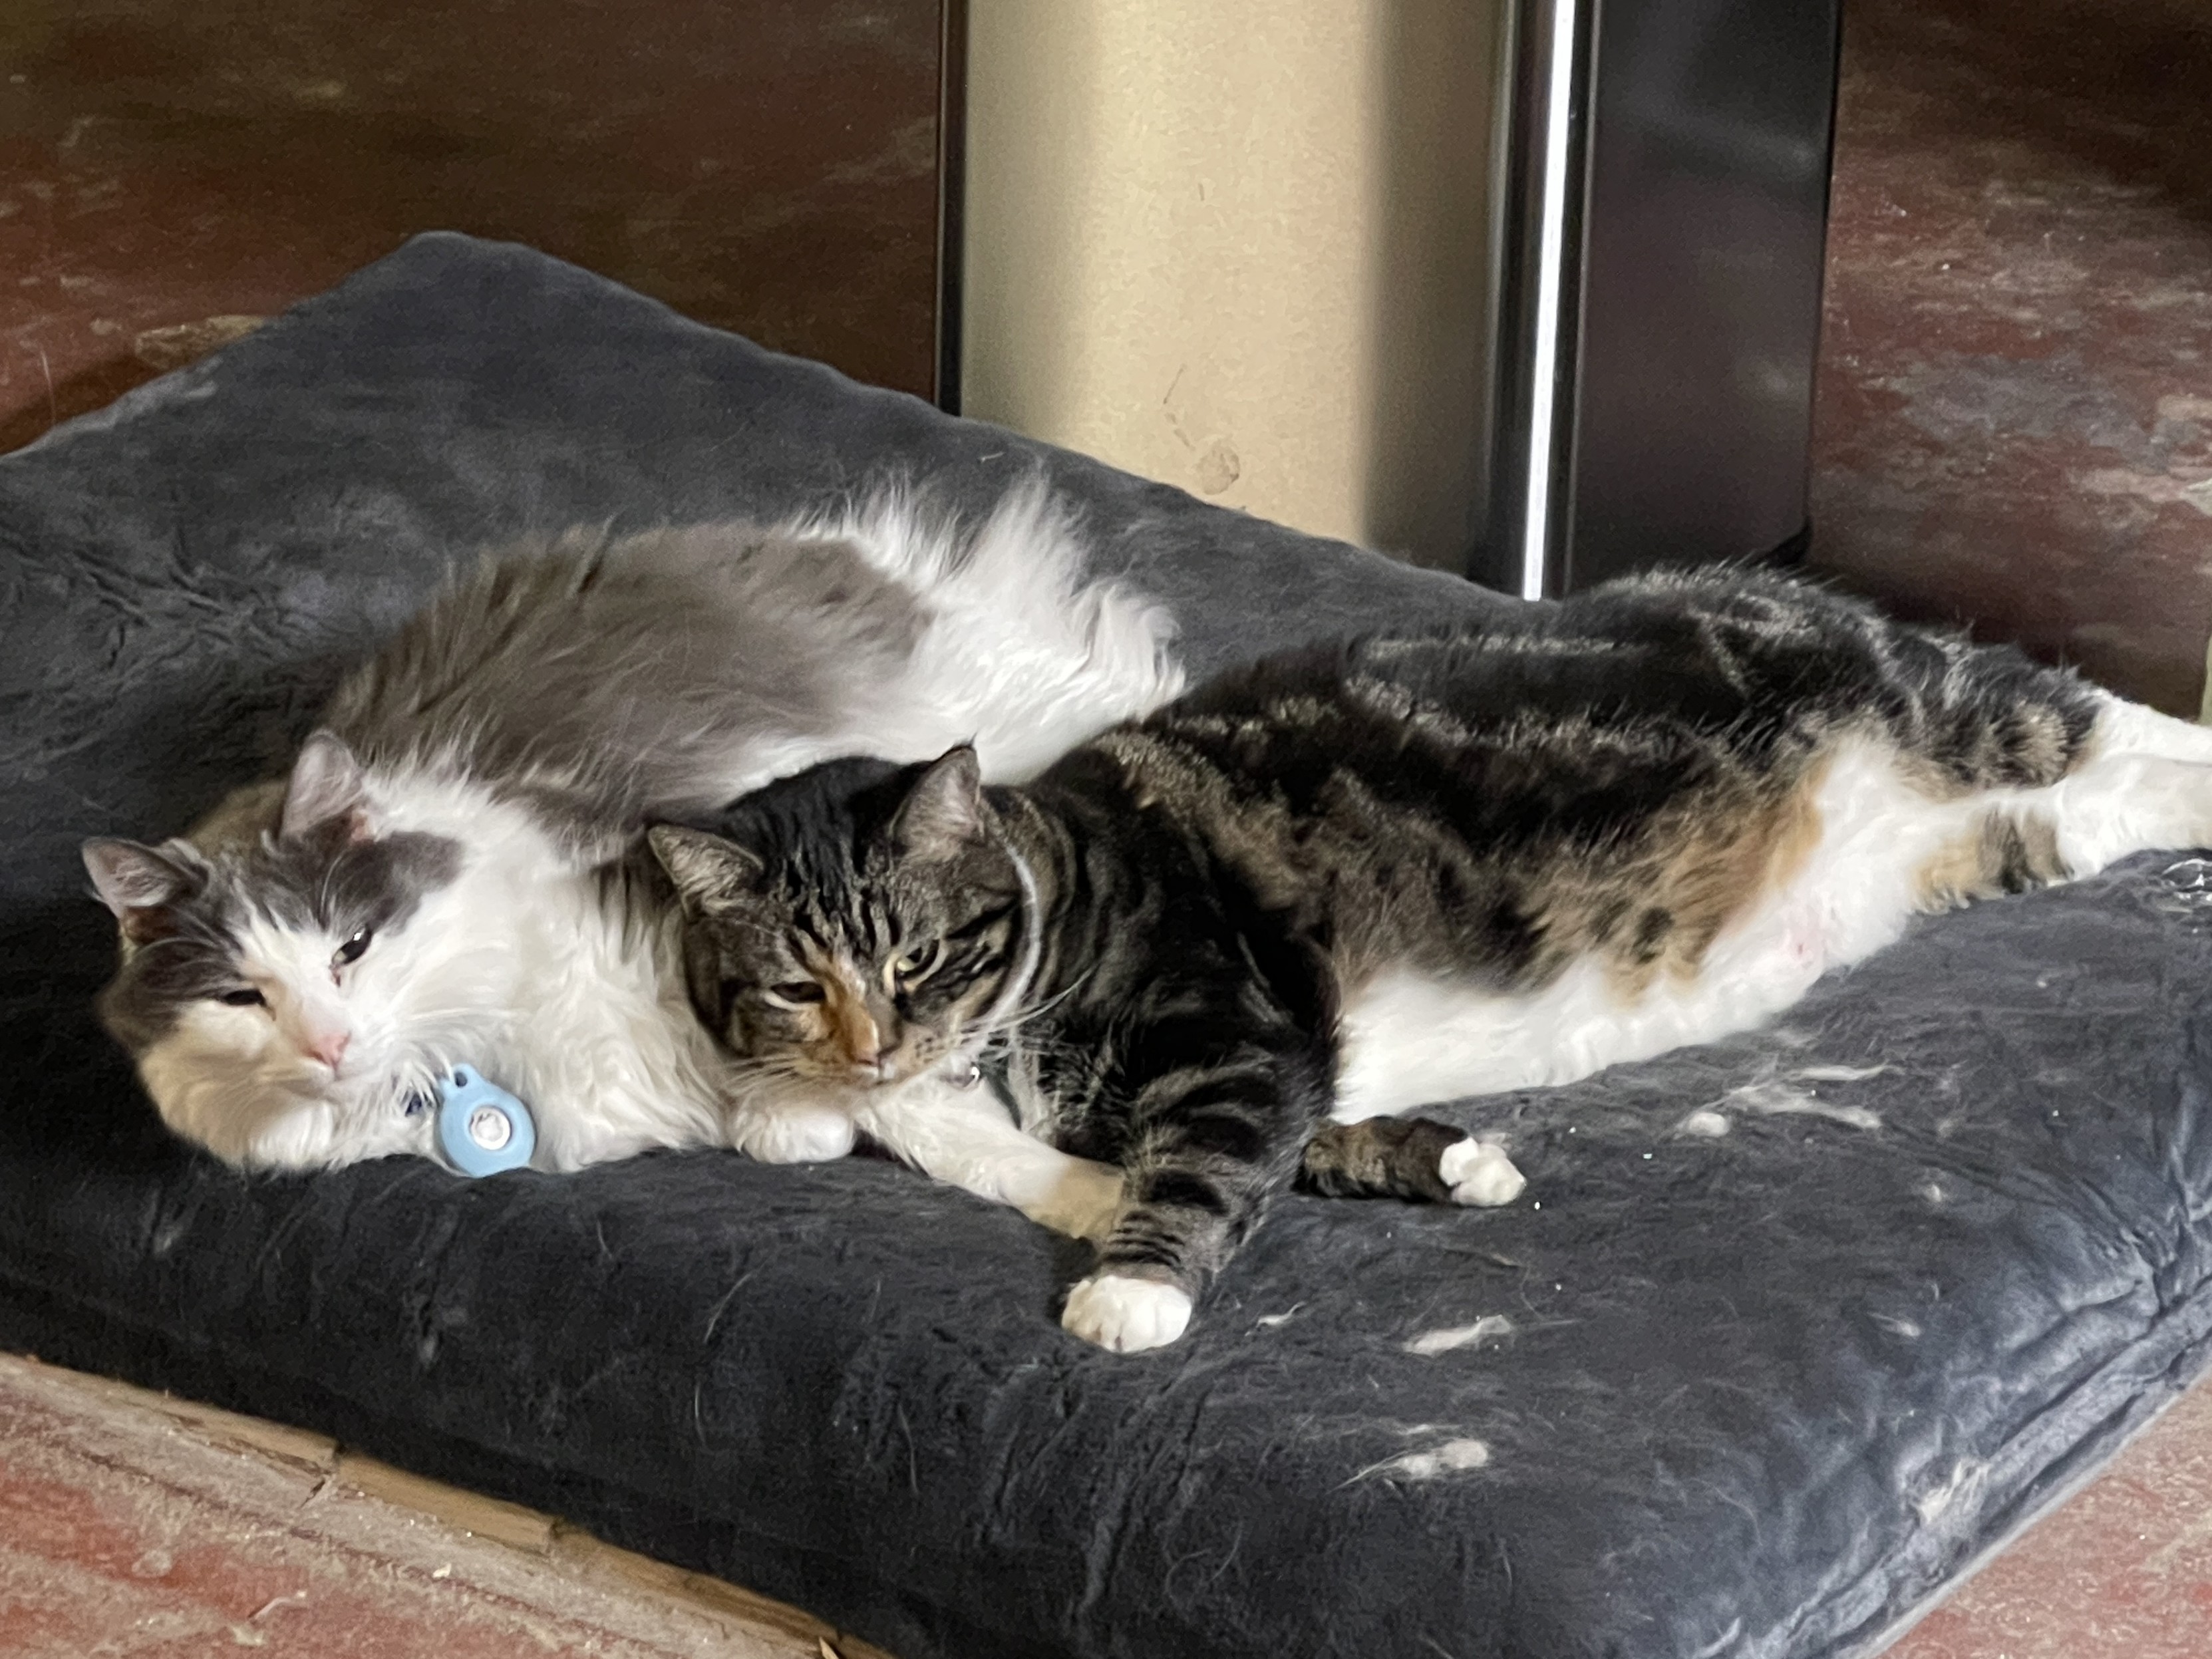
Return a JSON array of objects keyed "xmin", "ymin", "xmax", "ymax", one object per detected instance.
[
  {"xmin": 840, "ymin": 996, "xmax": 902, "ymax": 1068},
  {"xmin": 305, "ymin": 1030, "xmax": 350, "ymax": 1072}
]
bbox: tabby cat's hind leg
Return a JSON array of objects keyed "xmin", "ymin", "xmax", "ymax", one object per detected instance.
[
  {"xmin": 2088, "ymin": 694, "xmax": 2212, "ymax": 766},
  {"xmin": 1300, "ymin": 1118, "xmax": 1526, "ymax": 1207},
  {"xmin": 2023, "ymin": 694, "xmax": 2212, "ymax": 875},
  {"xmin": 1916, "ymin": 697, "xmax": 2212, "ymax": 907},
  {"xmin": 2042, "ymin": 750, "xmax": 2212, "ymax": 877}
]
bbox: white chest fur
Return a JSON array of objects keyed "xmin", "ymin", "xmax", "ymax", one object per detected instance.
[{"xmin": 230, "ymin": 770, "xmax": 732, "ymax": 1171}]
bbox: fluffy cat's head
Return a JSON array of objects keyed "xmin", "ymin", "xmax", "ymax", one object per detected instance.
[
  {"xmin": 649, "ymin": 747, "xmax": 1024, "ymax": 1099},
  {"xmin": 83, "ymin": 733, "xmax": 464, "ymax": 1166}
]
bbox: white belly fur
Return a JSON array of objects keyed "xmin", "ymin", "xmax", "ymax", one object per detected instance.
[{"xmin": 1333, "ymin": 740, "xmax": 2009, "ymax": 1121}]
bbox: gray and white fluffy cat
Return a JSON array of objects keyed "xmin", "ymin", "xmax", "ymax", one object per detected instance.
[
  {"xmin": 649, "ymin": 569, "xmax": 2212, "ymax": 1352},
  {"xmin": 81, "ymin": 484, "xmax": 1182, "ymax": 1199}
]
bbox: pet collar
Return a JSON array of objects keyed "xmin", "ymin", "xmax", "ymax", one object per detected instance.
[{"xmin": 426, "ymin": 1064, "xmax": 536, "ymax": 1177}]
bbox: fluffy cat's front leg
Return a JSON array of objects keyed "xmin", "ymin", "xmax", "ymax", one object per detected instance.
[{"xmin": 856, "ymin": 1077, "xmax": 1126, "ymax": 1240}]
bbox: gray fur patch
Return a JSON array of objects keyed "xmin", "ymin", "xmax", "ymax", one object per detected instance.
[
  {"xmin": 321, "ymin": 523, "xmax": 929, "ymax": 847},
  {"xmin": 92, "ymin": 823, "xmax": 461, "ymax": 1056}
]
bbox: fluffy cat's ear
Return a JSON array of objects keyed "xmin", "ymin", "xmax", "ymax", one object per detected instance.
[
  {"xmin": 82, "ymin": 837, "xmax": 206, "ymax": 942},
  {"xmin": 281, "ymin": 731, "xmax": 369, "ymax": 841},
  {"xmin": 891, "ymin": 746, "xmax": 985, "ymax": 861},
  {"xmin": 648, "ymin": 826, "xmax": 764, "ymax": 915}
]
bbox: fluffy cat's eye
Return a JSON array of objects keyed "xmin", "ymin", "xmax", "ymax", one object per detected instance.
[
  {"xmin": 893, "ymin": 939, "xmax": 945, "ymax": 982},
  {"xmin": 332, "ymin": 927, "xmax": 373, "ymax": 969},
  {"xmin": 218, "ymin": 986, "xmax": 265, "ymax": 1008},
  {"xmin": 766, "ymin": 980, "xmax": 826, "ymax": 1007}
]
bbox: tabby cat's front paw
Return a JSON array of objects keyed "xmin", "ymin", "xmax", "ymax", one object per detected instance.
[
  {"xmin": 733, "ymin": 1104, "xmax": 857, "ymax": 1165},
  {"xmin": 1440, "ymin": 1137, "xmax": 1526, "ymax": 1206},
  {"xmin": 1062, "ymin": 1273, "xmax": 1193, "ymax": 1353}
]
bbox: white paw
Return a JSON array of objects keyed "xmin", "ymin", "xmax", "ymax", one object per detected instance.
[
  {"xmin": 734, "ymin": 1104, "xmax": 857, "ymax": 1165},
  {"xmin": 1439, "ymin": 1137, "xmax": 1526, "ymax": 1207},
  {"xmin": 1061, "ymin": 1273, "xmax": 1193, "ymax": 1353},
  {"xmin": 1022, "ymin": 1159, "xmax": 1127, "ymax": 1241}
]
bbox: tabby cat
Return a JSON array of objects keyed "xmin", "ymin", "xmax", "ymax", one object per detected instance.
[{"xmin": 648, "ymin": 569, "xmax": 2212, "ymax": 1352}]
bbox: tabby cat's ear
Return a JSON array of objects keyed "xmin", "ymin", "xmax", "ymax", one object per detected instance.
[
  {"xmin": 891, "ymin": 746, "xmax": 985, "ymax": 861},
  {"xmin": 647, "ymin": 826, "xmax": 764, "ymax": 915},
  {"xmin": 82, "ymin": 837, "xmax": 207, "ymax": 943},
  {"xmin": 281, "ymin": 731, "xmax": 369, "ymax": 841}
]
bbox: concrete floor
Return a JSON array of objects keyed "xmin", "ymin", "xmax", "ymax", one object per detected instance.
[
  {"xmin": 1809, "ymin": 0, "xmax": 2212, "ymax": 715},
  {"xmin": 0, "ymin": 1352, "xmax": 887, "ymax": 1658},
  {"xmin": 1883, "ymin": 1380, "xmax": 2212, "ymax": 1658},
  {"xmin": 0, "ymin": 0, "xmax": 944, "ymax": 454}
]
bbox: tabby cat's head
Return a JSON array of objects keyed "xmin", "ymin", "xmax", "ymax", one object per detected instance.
[{"xmin": 649, "ymin": 747, "xmax": 1024, "ymax": 1095}]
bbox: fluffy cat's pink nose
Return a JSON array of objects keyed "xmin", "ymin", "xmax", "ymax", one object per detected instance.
[{"xmin": 306, "ymin": 1031, "xmax": 351, "ymax": 1072}]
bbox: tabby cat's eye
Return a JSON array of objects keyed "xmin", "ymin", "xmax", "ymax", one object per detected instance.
[
  {"xmin": 219, "ymin": 986, "xmax": 266, "ymax": 1008},
  {"xmin": 893, "ymin": 939, "xmax": 945, "ymax": 982},
  {"xmin": 766, "ymin": 980, "xmax": 826, "ymax": 1007},
  {"xmin": 332, "ymin": 927, "xmax": 373, "ymax": 969}
]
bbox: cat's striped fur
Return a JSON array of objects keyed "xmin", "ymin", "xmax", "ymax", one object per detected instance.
[{"xmin": 652, "ymin": 569, "xmax": 2212, "ymax": 1351}]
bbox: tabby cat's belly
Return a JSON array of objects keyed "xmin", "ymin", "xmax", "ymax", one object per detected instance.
[{"xmin": 1331, "ymin": 740, "xmax": 1994, "ymax": 1120}]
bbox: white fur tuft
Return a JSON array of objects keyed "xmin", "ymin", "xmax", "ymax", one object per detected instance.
[
  {"xmin": 794, "ymin": 480, "xmax": 1185, "ymax": 779},
  {"xmin": 1350, "ymin": 1436, "xmax": 1492, "ymax": 1482},
  {"xmin": 1404, "ymin": 1315, "xmax": 1514, "ymax": 1356}
]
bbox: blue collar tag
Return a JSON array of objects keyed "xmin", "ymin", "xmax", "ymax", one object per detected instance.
[{"xmin": 431, "ymin": 1065, "xmax": 536, "ymax": 1177}]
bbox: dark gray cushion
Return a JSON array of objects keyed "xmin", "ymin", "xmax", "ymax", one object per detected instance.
[{"xmin": 3, "ymin": 233, "xmax": 2209, "ymax": 1659}]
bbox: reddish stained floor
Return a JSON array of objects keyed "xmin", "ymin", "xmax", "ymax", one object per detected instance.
[
  {"xmin": 0, "ymin": 1354, "xmax": 861, "ymax": 1658},
  {"xmin": 1885, "ymin": 1376, "xmax": 2212, "ymax": 1658},
  {"xmin": 1808, "ymin": 0, "xmax": 2212, "ymax": 715},
  {"xmin": 0, "ymin": 0, "xmax": 943, "ymax": 454}
]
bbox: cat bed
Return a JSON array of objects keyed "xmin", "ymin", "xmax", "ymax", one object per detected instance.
[{"xmin": 5, "ymin": 233, "xmax": 2212, "ymax": 1659}]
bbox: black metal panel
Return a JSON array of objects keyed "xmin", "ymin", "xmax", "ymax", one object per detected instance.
[
  {"xmin": 1478, "ymin": 0, "xmax": 1841, "ymax": 595},
  {"xmin": 1478, "ymin": 0, "xmax": 1599, "ymax": 597},
  {"xmin": 934, "ymin": 0, "xmax": 970, "ymax": 412}
]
